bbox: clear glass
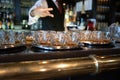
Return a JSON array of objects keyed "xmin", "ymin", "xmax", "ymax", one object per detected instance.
[
  {"xmin": 78, "ymin": 31, "xmax": 111, "ymax": 43},
  {"xmin": 64, "ymin": 31, "xmax": 79, "ymax": 46},
  {"xmin": 3, "ymin": 30, "xmax": 15, "ymax": 45},
  {"xmin": 35, "ymin": 30, "xmax": 52, "ymax": 45},
  {"xmin": 51, "ymin": 31, "xmax": 64, "ymax": 46},
  {"xmin": 0, "ymin": 30, "xmax": 5, "ymax": 45},
  {"xmin": 14, "ymin": 31, "xmax": 25, "ymax": 45},
  {"xmin": 24, "ymin": 31, "xmax": 35, "ymax": 45}
]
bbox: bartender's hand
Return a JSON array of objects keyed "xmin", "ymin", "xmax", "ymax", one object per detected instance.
[{"xmin": 30, "ymin": 7, "xmax": 54, "ymax": 18}]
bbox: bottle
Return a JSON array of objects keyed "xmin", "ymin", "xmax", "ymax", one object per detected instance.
[
  {"xmin": 10, "ymin": 20, "xmax": 14, "ymax": 29},
  {"xmin": 77, "ymin": 0, "xmax": 87, "ymax": 30},
  {"xmin": 69, "ymin": 5, "xmax": 76, "ymax": 25},
  {"xmin": 22, "ymin": 20, "xmax": 27, "ymax": 29},
  {"xmin": 5, "ymin": 12, "xmax": 11, "ymax": 29},
  {"xmin": 2, "ymin": 19, "xmax": 6, "ymax": 30},
  {"xmin": 22, "ymin": 20, "xmax": 30, "ymax": 29},
  {"xmin": 9, "ymin": 12, "xmax": 14, "ymax": 29},
  {"xmin": 69, "ymin": 5, "xmax": 73, "ymax": 23},
  {"xmin": 64, "ymin": 4, "xmax": 70, "ymax": 31},
  {"xmin": 0, "ymin": 12, "xmax": 2, "ymax": 29}
]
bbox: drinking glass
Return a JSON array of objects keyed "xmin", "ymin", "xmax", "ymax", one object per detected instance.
[
  {"xmin": 51, "ymin": 31, "xmax": 64, "ymax": 46},
  {"xmin": 64, "ymin": 31, "xmax": 79, "ymax": 47},
  {"xmin": 35, "ymin": 30, "xmax": 52, "ymax": 45},
  {"xmin": 3, "ymin": 30, "xmax": 15, "ymax": 45},
  {"xmin": 25, "ymin": 31, "xmax": 35, "ymax": 45},
  {"xmin": 14, "ymin": 31, "xmax": 25, "ymax": 45},
  {"xmin": 0, "ymin": 30, "xmax": 4, "ymax": 45}
]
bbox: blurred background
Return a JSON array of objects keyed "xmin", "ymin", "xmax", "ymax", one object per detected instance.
[{"xmin": 0, "ymin": 0, "xmax": 120, "ymax": 30}]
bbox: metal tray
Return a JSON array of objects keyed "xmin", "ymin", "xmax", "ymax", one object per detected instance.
[
  {"xmin": 80, "ymin": 40, "xmax": 112, "ymax": 45},
  {"xmin": 0, "ymin": 44, "xmax": 26, "ymax": 54},
  {"xmin": 80, "ymin": 41, "xmax": 115, "ymax": 48},
  {"xmin": 32, "ymin": 44, "xmax": 82, "ymax": 51}
]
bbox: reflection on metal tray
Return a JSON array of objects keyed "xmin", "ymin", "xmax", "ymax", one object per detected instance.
[
  {"xmin": 0, "ymin": 44, "xmax": 26, "ymax": 54},
  {"xmin": 32, "ymin": 44, "xmax": 82, "ymax": 51},
  {"xmin": 81, "ymin": 41, "xmax": 115, "ymax": 48},
  {"xmin": 80, "ymin": 40, "xmax": 111, "ymax": 45}
]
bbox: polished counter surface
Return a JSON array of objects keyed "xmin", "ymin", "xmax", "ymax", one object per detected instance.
[
  {"xmin": 0, "ymin": 43, "xmax": 120, "ymax": 80},
  {"xmin": 0, "ymin": 43, "xmax": 120, "ymax": 63}
]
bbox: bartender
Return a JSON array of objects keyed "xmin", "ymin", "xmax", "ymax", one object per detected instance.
[{"xmin": 28, "ymin": 0, "xmax": 65, "ymax": 31}]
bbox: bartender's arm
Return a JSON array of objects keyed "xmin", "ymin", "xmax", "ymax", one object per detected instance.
[{"xmin": 28, "ymin": 0, "xmax": 54, "ymax": 25}]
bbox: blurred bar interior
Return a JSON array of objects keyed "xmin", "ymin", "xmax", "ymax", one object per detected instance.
[
  {"xmin": 0, "ymin": 0, "xmax": 120, "ymax": 80},
  {"xmin": 0, "ymin": 0, "xmax": 120, "ymax": 30}
]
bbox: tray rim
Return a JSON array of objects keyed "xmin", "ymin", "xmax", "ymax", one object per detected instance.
[
  {"xmin": 32, "ymin": 44, "xmax": 82, "ymax": 50},
  {"xmin": 0, "ymin": 44, "xmax": 25, "ymax": 50}
]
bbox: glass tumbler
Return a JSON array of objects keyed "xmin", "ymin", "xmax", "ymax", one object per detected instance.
[
  {"xmin": 51, "ymin": 31, "xmax": 64, "ymax": 46},
  {"xmin": 64, "ymin": 31, "xmax": 79, "ymax": 47},
  {"xmin": 3, "ymin": 30, "xmax": 15, "ymax": 45}
]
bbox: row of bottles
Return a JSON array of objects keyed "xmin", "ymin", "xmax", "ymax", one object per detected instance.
[
  {"xmin": 0, "ymin": 0, "xmax": 14, "ymax": 12},
  {"xmin": 20, "ymin": 0, "xmax": 37, "ymax": 20},
  {"xmin": 64, "ymin": 0, "xmax": 95, "ymax": 31},
  {"xmin": 0, "ymin": 0, "xmax": 15, "ymax": 30},
  {"xmin": 114, "ymin": 1, "xmax": 120, "ymax": 23},
  {"xmin": 96, "ymin": 0, "xmax": 110, "ymax": 30},
  {"xmin": 97, "ymin": 0, "xmax": 110, "ymax": 5},
  {"xmin": 20, "ymin": 0, "xmax": 37, "ymax": 7},
  {"xmin": 97, "ymin": 6, "xmax": 110, "ymax": 13},
  {"xmin": 0, "ymin": 11, "xmax": 14, "ymax": 30}
]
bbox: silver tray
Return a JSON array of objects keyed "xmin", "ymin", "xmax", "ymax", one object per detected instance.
[
  {"xmin": 0, "ymin": 44, "xmax": 26, "ymax": 54},
  {"xmin": 80, "ymin": 40, "xmax": 112, "ymax": 45},
  {"xmin": 0, "ymin": 44, "xmax": 23, "ymax": 49},
  {"xmin": 32, "ymin": 44, "xmax": 82, "ymax": 51},
  {"xmin": 79, "ymin": 40, "xmax": 115, "ymax": 48}
]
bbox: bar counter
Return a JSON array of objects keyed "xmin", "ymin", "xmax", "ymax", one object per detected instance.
[
  {"xmin": 0, "ymin": 43, "xmax": 120, "ymax": 63},
  {"xmin": 0, "ymin": 43, "xmax": 120, "ymax": 80}
]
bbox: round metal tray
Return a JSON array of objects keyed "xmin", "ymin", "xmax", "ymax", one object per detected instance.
[
  {"xmin": 31, "ymin": 44, "xmax": 82, "ymax": 51},
  {"xmin": 81, "ymin": 42, "xmax": 115, "ymax": 48},
  {"xmin": 0, "ymin": 44, "xmax": 26, "ymax": 54},
  {"xmin": 80, "ymin": 40, "xmax": 111, "ymax": 45}
]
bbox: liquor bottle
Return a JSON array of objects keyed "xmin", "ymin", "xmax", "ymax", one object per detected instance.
[
  {"xmin": 0, "ymin": 12, "xmax": 2, "ymax": 29},
  {"xmin": 5, "ymin": 12, "xmax": 11, "ymax": 29},
  {"xmin": 69, "ymin": 5, "xmax": 74, "ymax": 23},
  {"xmin": 77, "ymin": 0, "xmax": 87, "ymax": 30},
  {"xmin": 64, "ymin": 4, "xmax": 70, "ymax": 31},
  {"xmin": 10, "ymin": 20, "xmax": 14, "ymax": 29},
  {"xmin": 69, "ymin": 5, "xmax": 76, "ymax": 25},
  {"xmin": 9, "ymin": 12, "xmax": 14, "ymax": 29},
  {"xmin": 2, "ymin": 19, "xmax": 6, "ymax": 30},
  {"xmin": 22, "ymin": 20, "xmax": 30, "ymax": 29},
  {"xmin": 1, "ymin": 12, "xmax": 6, "ymax": 30}
]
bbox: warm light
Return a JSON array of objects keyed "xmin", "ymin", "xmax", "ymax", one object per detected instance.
[
  {"xmin": 0, "ymin": 70, "xmax": 7, "ymax": 74},
  {"xmin": 108, "ymin": 60, "xmax": 116, "ymax": 62},
  {"xmin": 56, "ymin": 46, "xmax": 61, "ymax": 49},
  {"xmin": 42, "ymin": 61, "xmax": 48, "ymax": 64},
  {"xmin": 63, "ymin": 3, "xmax": 66, "ymax": 6},
  {"xmin": 39, "ymin": 68, "xmax": 47, "ymax": 72},
  {"xmin": 57, "ymin": 63, "xmax": 69, "ymax": 68},
  {"xmin": 101, "ymin": 56, "xmax": 105, "ymax": 58},
  {"xmin": 38, "ymin": 61, "xmax": 48, "ymax": 64}
]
